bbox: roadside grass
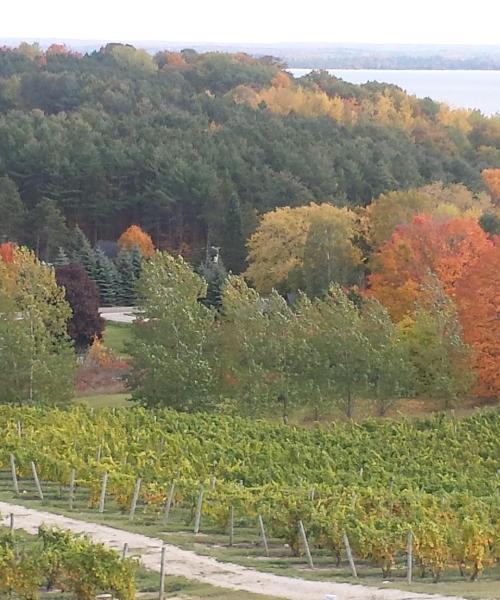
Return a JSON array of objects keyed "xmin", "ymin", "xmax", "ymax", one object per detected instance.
[
  {"xmin": 1, "ymin": 474, "xmax": 498, "ymax": 600},
  {"xmin": 102, "ymin": 322, "xmax": 133, "ymax": 358},
  {"xmin": 1, "ymin": 527, "xmax": 277, "ymax": 600},
  {"xmin": 73, "ymin": 393, "xmax": 132, "ymax": 408}
]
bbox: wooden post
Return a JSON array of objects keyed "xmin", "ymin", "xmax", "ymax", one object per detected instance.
[
  {"xmin": 31, "ymin": 462, "xmax": 43, "ymax": 501},
  {"xmin": 99, "ymin": 472, "xmax": 108, "ymax": 513},
  {"xmin": 343, "ymin": 532, "xmax": 357, "ymax": 579},
  {"xmin": 16, "ymin": 421, "xmax": 22, "ymax": 438},
  {"xmin": 298, "ymin": 520, "xmax": 314, "ymax": 568},
  {"xmin": 9, "ymin": 513, "xmax": 14, "ymax": 532},
  {"xmin": 193, "ymin": 486, "xmax": 204, "ymax": 534},
  {"xmin": 10, "ymin": 454, "xmax": 19, "ymax": 496},
  {"xmin": 68, "ymin": 468, "xmax": 76, "ymax": 510},
  {"xmin": 164, "ymin": 482, "xmax": 175, "ymax": 524},
  {"xmin": 229, "ymin": 505, "xmax": 234, "ymax": 547},
  {"xmin": 258, "ymin": 514, "xmax": 269, "ymax": 557},
  {"xmin": 406, "ymin": 530, "xmax": 413, "ymax": 584},
  {"xmin": 159, "ymin": 545, "xmax": 166, "ymax": 600},
  {"xmin": 129, "ymin": 477, "xmax": 142, "ymax": 521},
  {"xmin": 122, "ymin": 542, "xmax": 128, "ymax": 559}
]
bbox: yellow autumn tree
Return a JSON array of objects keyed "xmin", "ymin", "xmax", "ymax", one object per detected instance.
[
  {"xmin": 117, "ymin": 225, "xmax": 155, "ymax": 257},
  {"xmin": 481, "ymin": 168, "xmax": 500, "ymax": 206},
  {"xmin": 245, "ymin": 203, "xmax": 362, "ymax": 295}
]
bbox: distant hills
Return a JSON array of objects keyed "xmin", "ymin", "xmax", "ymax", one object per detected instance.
[{"xmin": 2, "ymin": 39, "xmax": 500, "ymax": 69}]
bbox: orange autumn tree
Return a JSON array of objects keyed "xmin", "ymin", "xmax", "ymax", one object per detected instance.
[
  {"xmin": 455, "ymin": 241, "xmax": 500, "ymax": 399},
  {"xmin": 481, "ymin": 169, "xmax": 500, "ymax": 206},
  {"xmin": 0, "ymin": 242, "xmax": 15, "ymax": 263},
  {"xmin": 117, "ymin": 225, "xmax": 155, "ymax": 258},
  {"xmin": 368, "ymin": 215, "xmax": 493, "ymax": 321}
]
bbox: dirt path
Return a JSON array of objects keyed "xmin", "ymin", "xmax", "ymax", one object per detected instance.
[{"xmin": 0, "ymin": 501, "xmax": 466, "ymax": 600}]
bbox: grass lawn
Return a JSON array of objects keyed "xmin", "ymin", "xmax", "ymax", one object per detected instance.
[
  {"xmin": 102, "ymin": 322, "xmax": 133, "ymax": 358},
  {"xmin": 73, "ymin": 393, "xmax": 132, "ymax": 408}
]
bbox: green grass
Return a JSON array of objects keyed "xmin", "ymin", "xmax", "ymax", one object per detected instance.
[
  {"xmin": 73, "ymin": 393, "xmax": 132, "ymax": 408},
  {"xmin": 102, "ymin": 322, "xmax": 133, "ymax": 358},
  {"xmin": 1, "ymin": 476, "xmax": 498, "ymax": 600}
]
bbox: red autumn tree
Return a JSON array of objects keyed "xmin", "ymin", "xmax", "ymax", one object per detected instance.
[
  {"xmin": 0, "ymin": 242, "xmax": 15, "ymax": 263},
  {"xmin": 117, "ymin": 225, "xmax": 155, "ymax": 258},
  {"xmin": 455, "ymin": 240, "xmax": 500, "ymax": 399},
  {"xmin": 368, "ymin": 215, "xmax": 493, "ymax": 320}
]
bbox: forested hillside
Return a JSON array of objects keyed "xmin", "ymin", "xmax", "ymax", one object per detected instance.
[{"xmin": 1, "ymin": 42, "xmax": 499, "ymax": 262}]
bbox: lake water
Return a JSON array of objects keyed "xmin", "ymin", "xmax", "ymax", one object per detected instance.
[{"xmin": 288, "ymin": 69, "xmax": 500, "ymax": 116}]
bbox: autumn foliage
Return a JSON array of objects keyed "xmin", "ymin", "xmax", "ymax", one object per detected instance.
[
  {"xmin": 368, "ymin": 216, "xmax": 493, "ymax": 320},
  {"xmin": 0, "ymin": 242, "xmax": 15, "ymax": 264},
  {"xmin": 117, "ymin": 225, "xmax": 155, "ymax": 258},
  {"xmin": 481, "ymin": 169, "xmax": 500, "ymax": 206},
  {"xmin": 455, "ymin": 241, "xmax": 500, "ymax": 399}
]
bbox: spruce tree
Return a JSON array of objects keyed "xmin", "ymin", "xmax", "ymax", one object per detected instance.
[
  {"xmin": 131, "ymin": 245, "xmax": 143, "ymax": 279},
  {"xmin": 69, "ymin": 226, "xmax": 97, "ymax": 278},
  {"xmin": 198, "ymin": 247, "xmax": 227, "ymax": 310},
  {"xmin": 221, "ymin": 192, "xmax": 246, "ymax": 274},
  {"xmin": 115, "ymin": 249, "xmax": 136, "ymax": 305},
  {"xmin": 94, "ymin": 248, "xmax": 119, "ymax": 306},
  {"xmin": 54, "ymin": 247, "xmax": 70, "ymax": 266}
]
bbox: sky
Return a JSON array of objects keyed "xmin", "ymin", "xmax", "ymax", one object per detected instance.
[{"xmin": 1, "ymin": 0, "xmax": 499, "ymax": 46}]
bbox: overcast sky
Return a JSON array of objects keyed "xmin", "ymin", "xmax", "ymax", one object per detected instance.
[{"xmin": 1, "ymin": 0, "xmax": 499, "ymax": 45}]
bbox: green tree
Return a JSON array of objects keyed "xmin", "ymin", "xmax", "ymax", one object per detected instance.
[
  {"xmin": 0, "ymin": 246, "xmax": 75, "ymax": 404},
  {"xmin": 115, "ymin": 249, "xmax": 136, "ymax": 306},
  {"xmin": 198, "ymin": 247, "xmax": 227, "ymax": 310},
  {"xmin": 30, "ymin": 198, "xmax": 69, "ymax": 261},
  {"xmin": 68, "ymin": 226, "xmax": 97, "ymax": 277},
  {"xmin": 0, "ymin": 176, "xmax": 25, "ymax": 242},
  {"xmin": 128, "ymin": 252, "xmax": 215, "ymax": 410},
  {"xmin": 399, "ymin": 278, "xmax": 473, "ymax": 408},
  {"xmin": 303, "ymin": 209, "xmax": 363, "ymax": 297},
  {"xmin": 221, "ymin": 192, "xmax": 246, "ymax": 274},
  {"xmin": 307, "ymin": 286, "xmax": 372, "ymax": 418},
  {"xmin": 94, "ymin": 248, "xmax": 119, "ymax": 306}
]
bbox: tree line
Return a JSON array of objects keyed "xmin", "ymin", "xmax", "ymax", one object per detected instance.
[{"xmin": 0, "ymin": 43, "xmax": 499, "ymax": 267}]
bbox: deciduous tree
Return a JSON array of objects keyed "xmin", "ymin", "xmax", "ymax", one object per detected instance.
[
  {"xmin": 455, "ymin": 242, "xmax": 500, "ymax": 399},
  {"xmin": 117, "ymin": 225, "xmax": 155, "ymax": 258}
]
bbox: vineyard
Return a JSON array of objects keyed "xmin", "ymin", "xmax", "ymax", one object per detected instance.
[{"xmin": 0, "ymin": 406, "xmax": 499, "ymax": 587}]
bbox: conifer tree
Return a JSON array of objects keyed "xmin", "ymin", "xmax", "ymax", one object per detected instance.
[
  {"xmin": 54, "ymin": 247, "xmax": 70, "ymax": 266},
  {"xmin": 68, "ymin": 226, "xmax": 97, "ymax": 278},
  {"xmin": 115, "ymin": 249, "xmax": 136, "ymax": 305},
  {"xmin": 131, "ymin": 246, "xmax": 143, "ymax": 279},
  {"xmin": 94, "ymin": 248, "xmax": 119, "ymax": 306},
  {"xmin": 198, "ymin": 247, "xmax": 227, "ymax": 310},
  {"xmin": 221, "ymin": 192, "xmax": 246, "ymax": 274}
]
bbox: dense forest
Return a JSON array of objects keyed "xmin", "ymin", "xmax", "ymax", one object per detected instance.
[{"xmin": 0, "ymin": 42, "xmax": 499, "ymax": 264}]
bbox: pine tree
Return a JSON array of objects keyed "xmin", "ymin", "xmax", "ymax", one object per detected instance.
[
  {"xmin": 94, "ymin": 248, "xmax": 119, "ymax": 306},
  {"xmin": 54, "ymin": 247, "xmax": 70, "ymax": 266},
  {"xmin": 115, "ymin": 249, "xmax": 136, "ymax": 305},
  {"xmin": 221, "ymin": 192, "xmax": 246, "ymax": 274},
  {"xmin": 198, "ymin": 247, "xmax": 227, "ymax": 310}
]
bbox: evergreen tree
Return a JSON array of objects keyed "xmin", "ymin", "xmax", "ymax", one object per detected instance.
[
  {"xmin": 0, "ymin": 176, "xmax": 25, "ymax": 243},
  {"xmin": 94, "ymin": 248, "xmax": 119, "ymax": 306},
  {"xmin": 131, "ymin": 246, "xmax": 143, "ymax": 279},
  {"xmin": 198, "ymin": 247, "xmax": 227, "ymax": 310},
  {"xmin": 30, "ymin": 198, "xmax": 68, "ymax": 262},
  {"xmin": 115, "ymin": 249, "xmax": 136, "ymax": 305},
  {"xmin": 68, "ymin": 226, "xmax": 97, "ymax": 278},
  {"xmin": 221, "ymin": 192, "xmax": 246, "ymax": 274},
  {"xmin": 54, "ymin": 247, "xmax": 70, "ymax": 266}
]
